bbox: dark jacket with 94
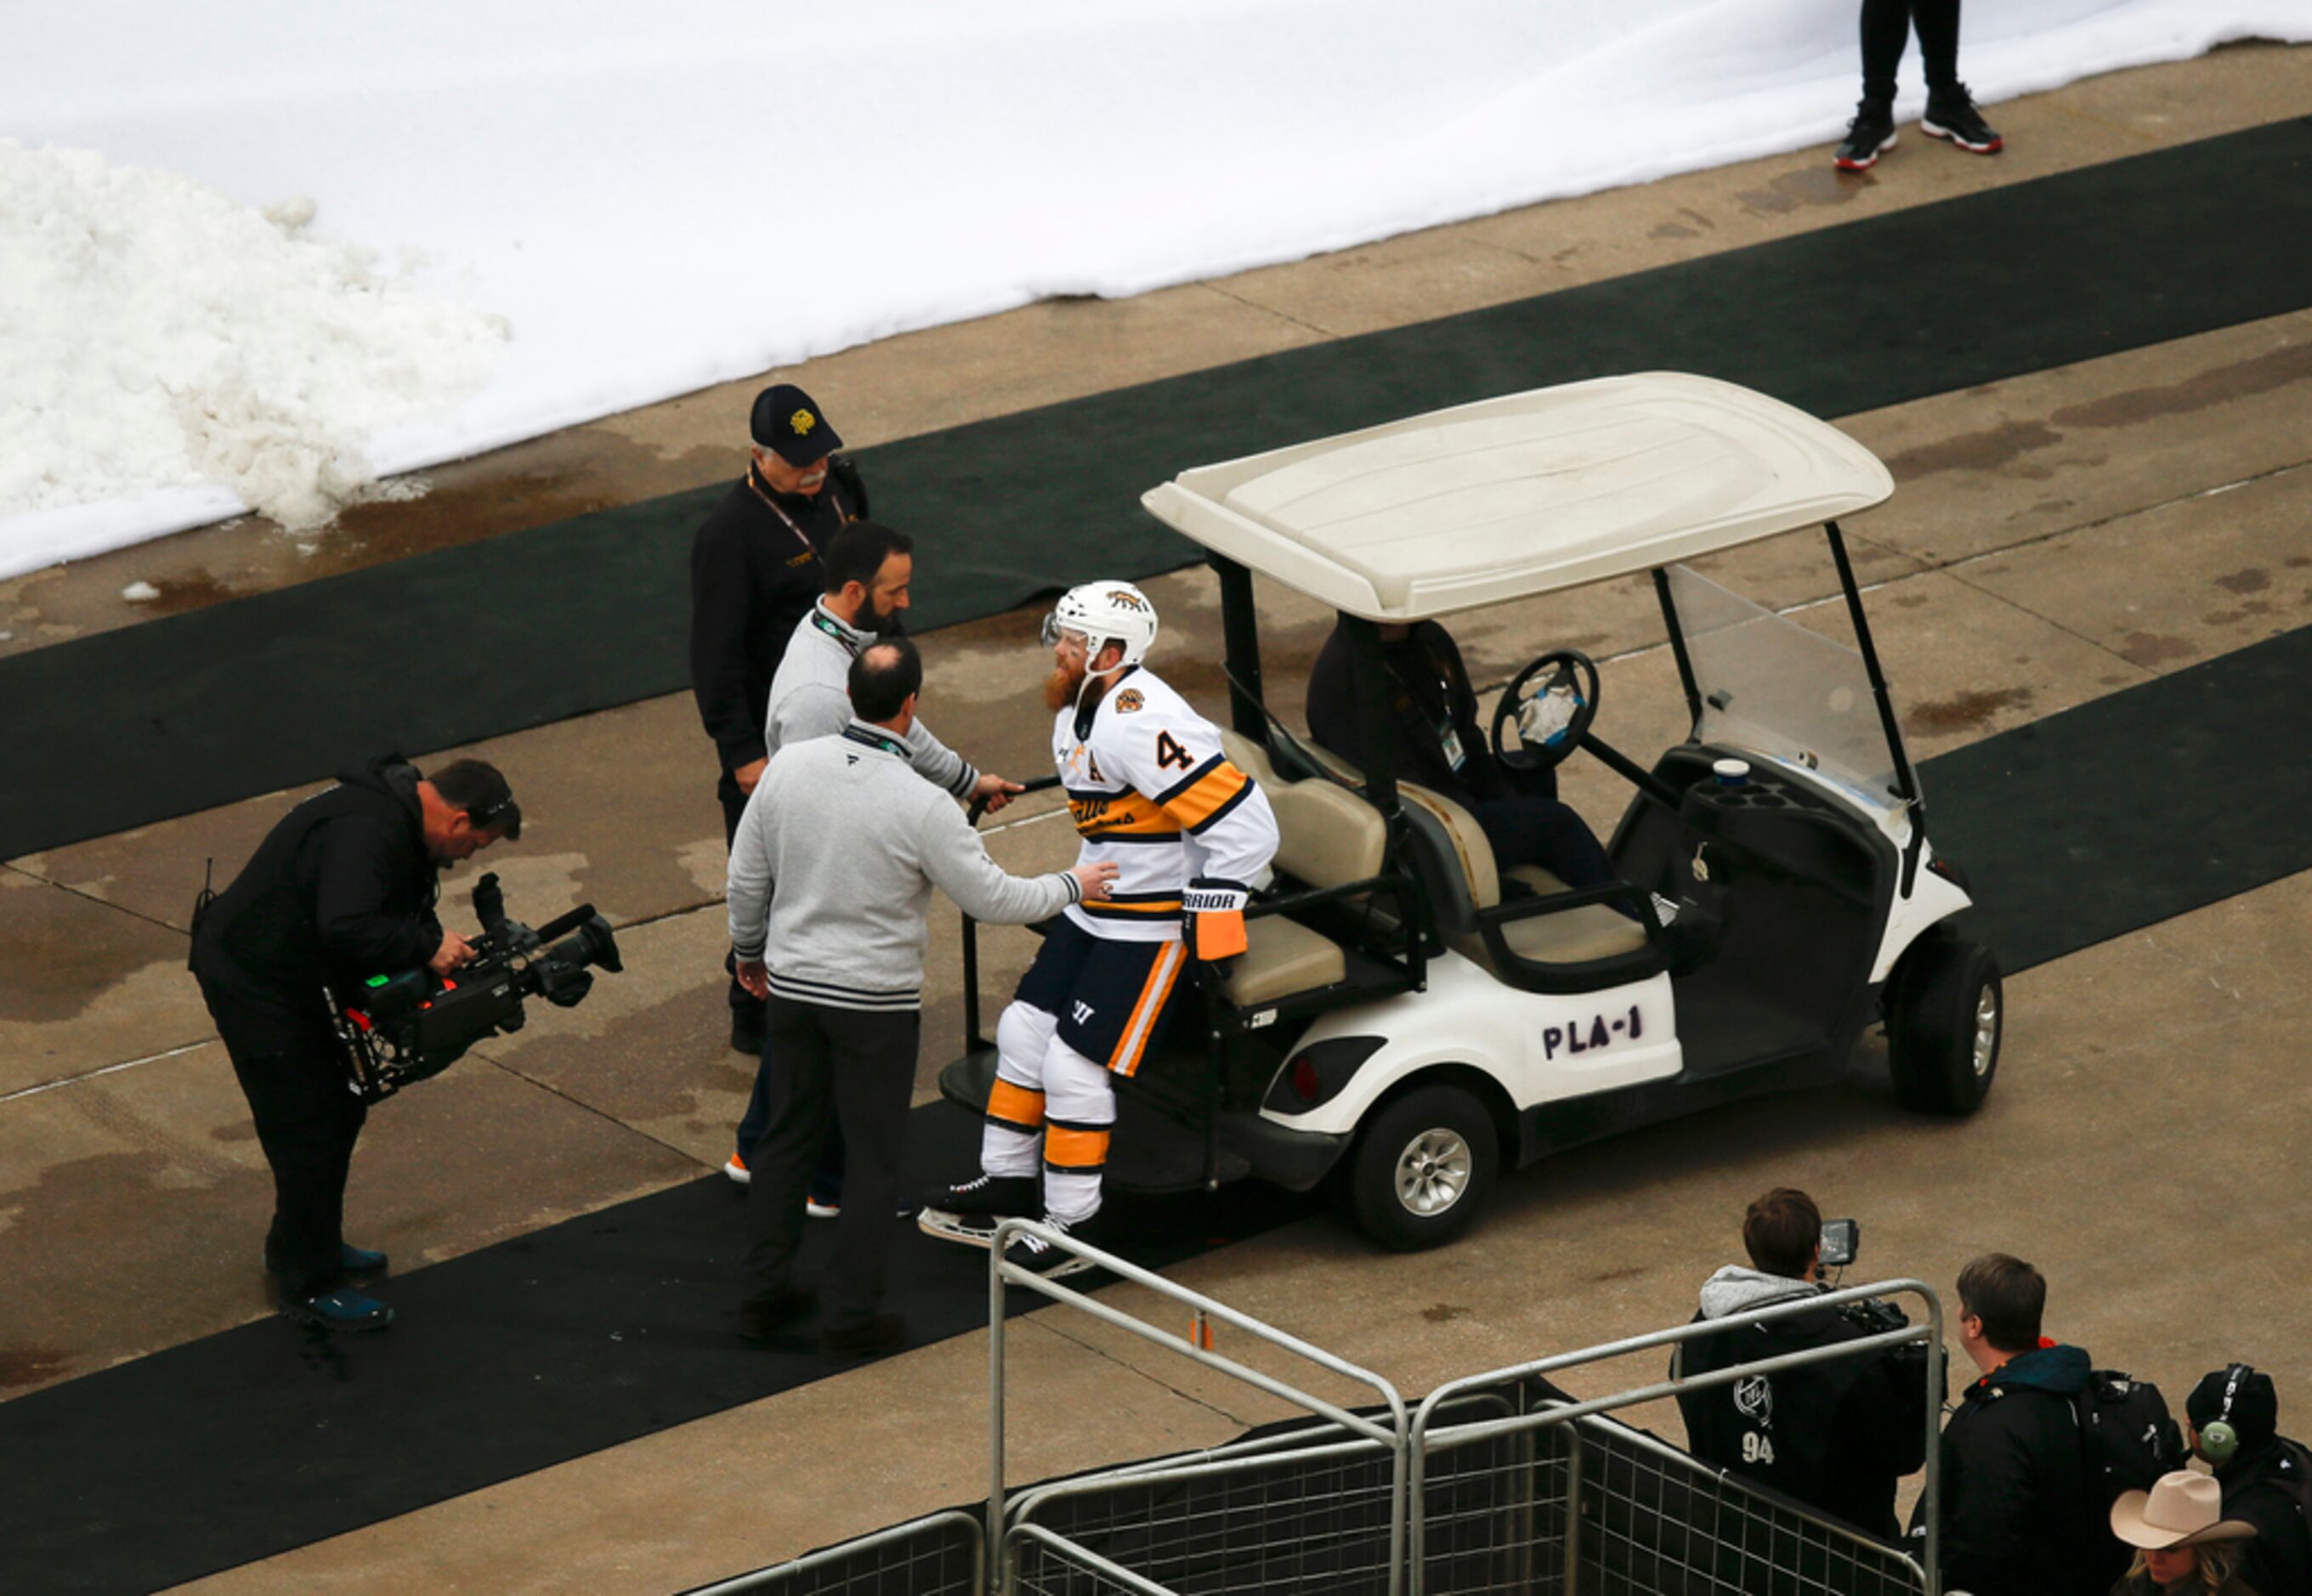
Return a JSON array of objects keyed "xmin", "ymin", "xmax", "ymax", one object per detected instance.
[
  {"xmin": 1922, "ymin": 1341, "xmax": 2108, "ymax": 1596},
  {"xmin": 1673, "ymin": 1267, "xmax": 1935, "ymax": 1541},
  {"xmin": 190, "ymin": 754, "xmax": 445, "ymax": 1045}
]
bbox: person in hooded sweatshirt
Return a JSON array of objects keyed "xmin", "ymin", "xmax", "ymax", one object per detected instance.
[
  {"xmin": 1672, "ymin": 1186, "xmax": 1935, "ymax": 1539},
  {"xmin": 1917, "ymin": 1252, "xmax": 2110, "ymax": 1596},
  {"xmin": 2185, "ymin": 1365, "xmax": 2312, "ymax": 1596},
  {"xmin": 189, "ymin": 754, "xmax": 519, "ymax": 1333}
]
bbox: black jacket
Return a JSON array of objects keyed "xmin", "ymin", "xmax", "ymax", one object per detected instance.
[
  {"xmin": 688, "ymin": 460, "xmax": 864, "ymax": 776},
  {"xmin": 2220, "ymin": 1438, "xmax": 2312, "ymax": 1596},
  {"xmin": 1306, "ymin": 618, "xmax": 1516, "ymax": 805},
  {"xmin": 1673, "ymin": 1271, "xmax": 1934, "ymax": 1541},
  {"xmin": 190, "ymin": 754, "xmax": 444, "ymax": 1042},
  {"xmin": 1925, "ymin": 1343, "xmax": 2108, "ymax": 1596}
]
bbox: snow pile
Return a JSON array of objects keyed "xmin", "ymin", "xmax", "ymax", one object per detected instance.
[
  {"xmin": 2, "ymin": 0, "xmax": 2302, "ymax": 580},
  {"xmin": 0, "ymin": 141, "xmax": 503, "ymax": 562}
]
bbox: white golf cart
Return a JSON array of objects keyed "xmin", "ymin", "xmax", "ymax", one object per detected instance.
[{"xmin": 938, "ymin": 372, "xmax": 2001, "ymax": 1251}]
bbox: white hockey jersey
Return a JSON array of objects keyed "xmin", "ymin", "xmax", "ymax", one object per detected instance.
[{"xmin": 1054, "ymin": 665, "xmax": 1278, "ymax": 943}]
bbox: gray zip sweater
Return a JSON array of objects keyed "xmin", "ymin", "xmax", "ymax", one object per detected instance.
[
  {"xmin": 728, "ymin": 722, "xmax": 1080, "ymax": 1010},
  {"xmin": 763, "ymin": 602, "xmax": 978, "ymax": 798}
]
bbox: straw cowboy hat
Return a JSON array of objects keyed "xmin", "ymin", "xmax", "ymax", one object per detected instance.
[{"xmin": 2110, "ymin": 1471, "xmax": 2258, "ymax": 1549}]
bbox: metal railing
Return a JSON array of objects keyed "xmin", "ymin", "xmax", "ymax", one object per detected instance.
[
  {"xmin": 989, "ymin": 1219, "xmax": 1411, "ymax": 1596},
  {"xmin": 685, "ymin": 1509, "xmax": 985, "ymax": 1596},
  {"xmin": 1408, "ymin": 1279, "xmax": 1945, "ymax": 1595},
  {"xmin": 1006, "ymin": 1524, "xmax": 1184, "ymax": 1596}
]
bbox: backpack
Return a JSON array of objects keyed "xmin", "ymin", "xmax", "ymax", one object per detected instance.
[{"xmin": 2072, "ymin": 1369, "xmax": 2184, "ymax": 1503}]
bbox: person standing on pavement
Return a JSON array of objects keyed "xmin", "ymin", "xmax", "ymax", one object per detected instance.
[
  {"xmin": 1833, "ymin": 0, "xmax": 2003, "ymax": 173},
  {"xmin": 729, "ymin": 639, "xmax": 1115, "ymax": 1356},
  {"xmin": 189, "ymin": 755, "xmax": 519, "ymax": 1332},
  {"xmin": 1671, "ymin": 1187, "xmax": 1934, "ymax": 1540},
  {"xmin": 689, "ymin": 382, "xmax": 868, "ymax": 1060},
  {"xmin": 1917, "ymin": 1252, "xmax": 2107, "ymax": 1596},
  {"xmin": 2186, "ymin": 1365, "xmax": 2312, "ymax": 1596},
  {"xmin": 723, "ymin": 520, "xmax": 1024, "ymax": 1201}
]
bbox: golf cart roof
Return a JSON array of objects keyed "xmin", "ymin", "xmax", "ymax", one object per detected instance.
[{"xmin": 1141, "ymin": 373, "xmax": 1893, "ymax": 622}]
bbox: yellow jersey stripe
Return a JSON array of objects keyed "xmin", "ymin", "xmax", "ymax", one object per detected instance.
[{"xmin": 1159, "ymin": 758, "xmax": 1252, "ymax": 832}]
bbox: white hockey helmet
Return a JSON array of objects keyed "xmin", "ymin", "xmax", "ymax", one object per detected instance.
[{"xmin": 1041, "ymin": 580, "xmax": 1159, "ymax": 669}]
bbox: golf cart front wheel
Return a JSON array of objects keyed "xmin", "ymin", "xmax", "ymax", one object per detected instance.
[
  {"xmin": 1348, "ymin": 1084, "xmax": 1499, "ymax": 1251},
  {"xmin": 1886, "ymin": 934, "xmax": 2002, "ymax": 1115}
]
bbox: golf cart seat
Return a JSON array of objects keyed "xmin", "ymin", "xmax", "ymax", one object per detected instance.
[
  {"xmin": 1393, "ymin": 784, "xmax": 1652, "ymax": 966},
  {"xmin": 1268, "ymin": 729, "xmax": 1661, "ymax": 992},
  {"xmin": 1215, "ymin": 733, "xmax": 1390, "ymax": 1007}
]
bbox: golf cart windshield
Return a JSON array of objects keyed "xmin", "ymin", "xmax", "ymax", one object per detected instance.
[{"xmin": 1668, "ymin": 563, "xmax": 1910, "ymax": 813}]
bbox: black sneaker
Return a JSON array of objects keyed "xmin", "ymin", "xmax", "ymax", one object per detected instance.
[
  {"xmin": 1834, "ymin": 99, "xmax": 1896, "ymax": 171},
  {"xmin": 1922, "ymin": 86, "xmax": 2002, "ymax": 154},
  {"xmin": 284, "ymin": 1287, "xmax": 395, "ymax": 1333},
  {"xmin": 1001, "ymin": 1212, "xmax": 1103, "ymax": 1280},
  {"xmin": 820, "ymin": 1313, "xmax": 908, "ymax": 1359},
  {"xmin": 923, "ymin": 1172, "xmax": 1039, "ymax": 1220}
]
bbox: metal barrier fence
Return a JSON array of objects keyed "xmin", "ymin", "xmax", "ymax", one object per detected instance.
[
  {"xmin": 1006, "ymin": 1525, "xmax": 1183, "ymax": 1596},
  {"xmin": 696, "ymin": 1265, "xmax": 1946, "ymax": 1596},
  {"xmin": 989, "ymin": 1219, "xmax": 1412, "ymax": 1596},
  {"xmin": 684, "ymin": 1509, "xmax": 984, "ymax": 1596},
  {"xmin": 1410, "ymin": 1279, "xmax": 1946, "ymax": 1596}
]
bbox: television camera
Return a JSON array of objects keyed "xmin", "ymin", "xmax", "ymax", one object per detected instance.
[
  {"xmin": 333, "ymin": 874, "xmax": 622, "ymax": 1101},
  {"xmin": 1819, "ymin": 1217, "xmax": 1913, "ymax": 1337}
]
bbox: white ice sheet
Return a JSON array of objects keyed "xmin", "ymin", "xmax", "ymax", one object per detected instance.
[{"xmin": 3, "ymin": 0, "xmax": 2301, "ymax": 580}]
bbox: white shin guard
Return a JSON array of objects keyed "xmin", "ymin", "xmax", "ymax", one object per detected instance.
[
  {"xmin": 1040, "ymin": 1036, "xmax": 1115, "ymax": 1225},
  {"xmin": 981, "ymin": 1001, "xmax": 1060, "ymax": 1179}
]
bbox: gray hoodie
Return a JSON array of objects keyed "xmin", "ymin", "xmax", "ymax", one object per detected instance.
[
  {"xmin": 728, "ymin": 722, "xmax": 1078, "ymax": 1010},
  {"xmin": 1696, "ymin": 1265, "xmax": 1822, "ymax": 1321}
]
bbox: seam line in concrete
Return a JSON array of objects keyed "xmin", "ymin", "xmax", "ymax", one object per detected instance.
[
  {"xmin": 0, "ymin": 1040, "xmax": 212, "ymax": 1106},
  {"xmin": 462, "ymin": 1044, "xmax": 714, "ymax": 1171},
  {"xmin": 1029, "ymin": 1314, "xmax": 1262, "ymax": 1429},
  {"xmin": 1934, "ymin": 458, "xmax": 2309, "ymax": 669},
  {"xmin": 1198, "ymin": 280, "xmax": 1340, "ymax": 342}
]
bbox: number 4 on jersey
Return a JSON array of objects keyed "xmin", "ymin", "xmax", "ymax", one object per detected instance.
[{"xmin": 1155, "ymin": 731, "xmax": 1193, "ymax": 772}]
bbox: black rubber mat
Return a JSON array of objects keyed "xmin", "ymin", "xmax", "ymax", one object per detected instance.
[
  {"xmin": 8, "ymin": 625, "xmax": 2310, "ymax": 1593},
  {"xmin": 2, "ymin": 116, "xmax": 2308, "ymax": 861}
]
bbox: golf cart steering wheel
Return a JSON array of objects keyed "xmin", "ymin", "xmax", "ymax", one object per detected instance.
[{"xmin": 1491, "ymin": 649, "xmax": 1601, "ymax": 772}]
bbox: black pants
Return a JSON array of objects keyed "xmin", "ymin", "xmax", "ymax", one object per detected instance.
[
  {"xmin": 718, "ymin": 775, "xmax": 768, "ymax": 1032},
  {"xmin": 742, "ymin": 998, "xmax": 918, "ymax": 1327},
  {"xmin": 198, "ymin": 979, "xmax": 366, "ymax": 1299},
  {"xmin": 1464, "ymin": 756, "xmax": 1619, "ymax": 897},
  {"xmin": 1861, "ymin": 0, "xmax": 1961, "ymax": 102}
]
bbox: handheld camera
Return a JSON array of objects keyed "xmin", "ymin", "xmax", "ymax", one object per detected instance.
[{"xmin": 333, "ymin": 874, "xmax": 623, "ymax": 1101}]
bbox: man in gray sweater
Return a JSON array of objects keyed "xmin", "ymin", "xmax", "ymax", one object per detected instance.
[
  {"xmin": 725, "ymin": 518, "xmax": 1022, "ymax": 1194},
  {"xmin": 730, "ymin": 637, "xmax": 1114, "ymax": 1355}
]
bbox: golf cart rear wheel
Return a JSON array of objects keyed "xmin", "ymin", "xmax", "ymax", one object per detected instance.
[
  {"xmin": 1348, "ymin": 1084, "xmax": 1499, "ymax": 1252},
  {"xmin": 1886, "ymin": 933, "xmax": 2002, "ymax": 1115}
]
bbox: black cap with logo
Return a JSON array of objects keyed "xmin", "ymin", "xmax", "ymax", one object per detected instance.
[{"xmin": 751, "ymin": 383, "xmax": 842, "ymax": 467}]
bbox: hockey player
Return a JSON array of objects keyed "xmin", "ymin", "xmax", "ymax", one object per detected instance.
[{"xmin": 925, "ymin": 581, "xmax": 1279, "ymax": 1274}]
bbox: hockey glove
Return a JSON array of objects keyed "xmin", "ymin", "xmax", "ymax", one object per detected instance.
[{"xmin": 1183, "ymin": 877, "xmax": 1251, "ymax": 965}]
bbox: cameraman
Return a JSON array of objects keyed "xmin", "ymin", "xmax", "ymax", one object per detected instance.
[
  {"xmin": 189, "ymin": 754, "xmax": 519, "ymax": 1332},
  {"xmin": 1671, "ymin": 1187, "xmax": 1935, "ymax": 1539}
]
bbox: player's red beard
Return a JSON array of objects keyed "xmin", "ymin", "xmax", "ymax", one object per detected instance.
[{"xmin": 1043, "ymin": 654, "xmax": 1086, "ymax": 712}]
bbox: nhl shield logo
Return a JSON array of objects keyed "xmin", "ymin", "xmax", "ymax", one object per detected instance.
[{"xmin": 1733, "ymin": 1374, "xmax": 1774, "ymax": 1428}]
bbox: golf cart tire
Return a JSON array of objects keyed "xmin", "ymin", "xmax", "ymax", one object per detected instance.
[
  {"xmin": 1886, "ymin": 932, "xmax": 2002, "ymax": 1116},
  {"xmin": 1347, "ymin": 1083, "xmax": 1499, "ymax": 1252}
]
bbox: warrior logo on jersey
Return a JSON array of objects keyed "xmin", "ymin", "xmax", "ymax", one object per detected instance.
[{"xmin": 1114, "ymin": 689, "xmax": 1145, "ymax": 713}]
